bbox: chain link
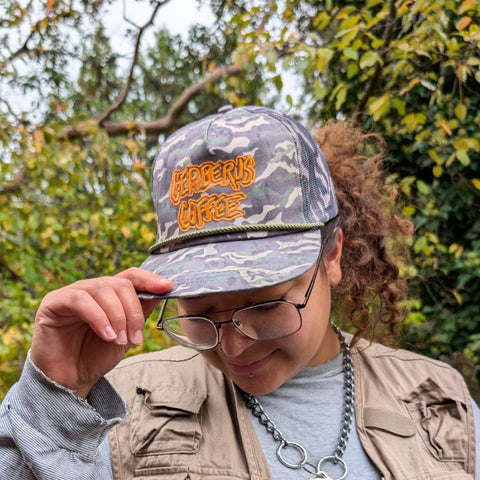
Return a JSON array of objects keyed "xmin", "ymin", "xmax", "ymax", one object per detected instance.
[{"xmin": 243, "ymin": 323, "xmax": 354, "ymax": 480}]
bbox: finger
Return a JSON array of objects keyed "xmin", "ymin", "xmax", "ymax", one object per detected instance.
[
  {"xmin": 116, "ymin": 267, "xmax": 173, "ymax": 296},
  {"xmin": 116, "ymin": 268, "xmax": 173, "ymax": 325},
  {"xmin": 89, "ymin": 284, "xmax": 129, "ymax": 345},
  {"xmin": 108, "ymin": 276, "xmax": 147, "ymax": 346},
  {"xmin": 38, "ymin": 288, "xmax": 119, "ymax": 343}
]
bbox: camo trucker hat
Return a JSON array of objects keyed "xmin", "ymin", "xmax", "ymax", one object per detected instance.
[{"xmin": 140, "ymin": 105, "xmax": 338, "ymax": 298}]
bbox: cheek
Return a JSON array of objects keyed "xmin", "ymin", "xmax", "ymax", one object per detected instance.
[{"xmin": 199, "ymin": 349, "xmax": 225, "ymax": 372}]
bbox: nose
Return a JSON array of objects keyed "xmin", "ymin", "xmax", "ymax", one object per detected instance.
[{"xmin": 217, "ymin": 322, "xmax": 256, "ymax": 357}]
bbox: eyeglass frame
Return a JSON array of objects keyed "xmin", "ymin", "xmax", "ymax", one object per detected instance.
[{"xmin": 155, "ymin": 242, "xmax": 326, "ymax": 350}]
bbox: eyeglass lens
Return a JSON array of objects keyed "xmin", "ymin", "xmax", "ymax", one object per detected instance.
[{"xmin": 162, "ymin": 300, "xmax": 302, "ymax": 349}]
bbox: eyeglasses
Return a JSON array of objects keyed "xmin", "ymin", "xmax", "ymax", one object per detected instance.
[{"xmin": 156, "ymin": 250, "xmax": 323, "ymax": 350}]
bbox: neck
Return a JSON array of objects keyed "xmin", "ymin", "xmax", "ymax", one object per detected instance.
[{"xmin": 307, "ymin": 323, "xmax": 342, "ymax": 367}]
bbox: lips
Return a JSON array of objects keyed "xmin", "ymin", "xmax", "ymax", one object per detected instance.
[{"xmin": 227, "ymin": 353, "xmax": 272, "ymax": 375}]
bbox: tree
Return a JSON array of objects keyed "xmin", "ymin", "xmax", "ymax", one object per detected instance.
[
  {"xmin": 1, "ymin": 0, "xmax": 479, "ymax": 400},
  {"xmin": 283, "ymin": 0, "xmax": 480, "ymax": 395}
]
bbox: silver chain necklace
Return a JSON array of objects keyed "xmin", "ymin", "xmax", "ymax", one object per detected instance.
[{"xmin": 243, "ymin": 324, "xmax": 355, "ymax": 480}]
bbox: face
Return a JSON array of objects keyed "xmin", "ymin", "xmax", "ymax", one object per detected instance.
[{"xmin": 176, "ymin": 232, "xmax": 343, "ymax": 395}]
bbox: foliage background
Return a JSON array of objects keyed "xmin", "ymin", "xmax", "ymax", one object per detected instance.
[{"xmin": 1, "ymin": 0, "xmax": 479, "ymax": 401}]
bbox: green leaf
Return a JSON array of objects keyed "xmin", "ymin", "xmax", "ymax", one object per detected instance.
[
  {"xmin": 456, "ymin": 149, "xmax": 471, "ymax": 166},
  {"xmin": 417, "ymin": 180, "xmax": 430, "ymax": 195},
  {"xmin": 359, "ymin": 51, "xmax": 379, "ymax": 69},
  {"xmin": 272, "ymin": 75, "xmax": 283, "ymax": 91},
  {"xmin": 335, "ymin": 86, "xmax": 347, "ymax": 110},
  {"xmin": 392, "ymin": 98, "xmax": 406, "ymax": 116},
  {"xmin": 347, "ymin": 62, "xmax": 359, "ymax": 78},
  {"xmin": 343, "ymin": 47, "xmax": 358, "ymax": 60}
]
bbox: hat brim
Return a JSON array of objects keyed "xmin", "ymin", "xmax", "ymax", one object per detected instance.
[{"xmin": 139, "ymin": 229, "xmax": 322, "ymax": 299}]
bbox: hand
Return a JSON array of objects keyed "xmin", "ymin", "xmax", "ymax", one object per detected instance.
[{"xmin": 30, "ymin": 267, "xmax": 173, "ymax": 398}]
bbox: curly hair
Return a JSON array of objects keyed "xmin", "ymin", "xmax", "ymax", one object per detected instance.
[{"xmin": 313, "ymin": 123, "xmax": 413, "ymax": 346}]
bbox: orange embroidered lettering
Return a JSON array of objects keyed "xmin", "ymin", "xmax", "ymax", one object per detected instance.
[
  {"xmin": 223, "ymin": 160, "xmax": 237, "ymax": 191},
  {"xmin": 177, "ymin": 192, "xmax": 247, "ymax": 232},
  {"xmin": 240, "ymin": 155, "xmax": 256, "ymax": 187},
  {"xmin": 170, "ymin": 169, "xmax": 181, "ymax": 205},
  {"xmin": 170, "ymin": 156, "xmax": 256, "ymax": 206}
]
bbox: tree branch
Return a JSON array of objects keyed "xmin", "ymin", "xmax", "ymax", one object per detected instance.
[
  {"xmin": 62, "ymin": 64, "xmax": 241, "ymax": 139},
  {"xmin": 352, "ymin": 0, "xmax": 398, "ymax": 124},
  {"xmin": 256, "ymin": 0, "xmax": 276, "ymax": 31},
  {"xmin": 97, "ymin": 0, "xmax": 170, "ymax": 125}
]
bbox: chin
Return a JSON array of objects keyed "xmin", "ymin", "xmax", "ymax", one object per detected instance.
[{"xmin": 233, "ymin": 375, "xmax": 281, "ymax": 396}]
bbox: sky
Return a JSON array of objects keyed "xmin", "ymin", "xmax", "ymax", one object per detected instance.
[
  {"xmin": 104, "ymin": 0, "xmax": 215, "ymax": 49},
  {"xmin": 1, "ymin": 0, "xmax": 215, "ymax": 120},
  {"xmin": 2, "ymin": 1, "xmax": 298, "ymax": 121}
]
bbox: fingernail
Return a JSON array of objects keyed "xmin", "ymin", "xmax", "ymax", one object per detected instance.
[
  {"xmin": 105, "ymin": 325, "xmax": 117, "ymax": 340},
  {"xmin": 131, "ymin": 329, "xmax": 144, "ymax": 346},
  {"xmin": 116, "ymin": 329, "xmax": 128, "ymax": 345}
]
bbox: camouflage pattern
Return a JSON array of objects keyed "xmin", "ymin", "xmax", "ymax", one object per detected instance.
[{"xmin": 140, "ymin": 106, "xmax": 338, "ymax": 298}]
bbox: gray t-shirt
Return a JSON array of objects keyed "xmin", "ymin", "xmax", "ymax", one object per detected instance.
[{"xmin": 249, "ymin": 353, "xmax": 381, "ymax": 479}]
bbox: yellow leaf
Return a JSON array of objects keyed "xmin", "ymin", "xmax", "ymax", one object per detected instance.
[
  {"xmin": 448, "ymin": 243, "xmax": 464, "ymax": 259},
  {"xmin": 121, "ymin": 227, "xmax": 131, "ymax": 238},
  {"xmin": 432, "ymin": 165, "xmax": 444, "ymax": 178},
  {"xmin": 399, "ymin": 77, "xmax": 420, "ymax": 95},
  {"xmin": 456, "ymin": 16, "xmax": 472, "ymax": 31},
  {"xmin": 368, "ymin": 93, "xmax": 391, "ymax": 120},
  {"xmin": 402, "ymin": 113, "xmax": 417, "ymax": 132},
  {"xmin": 437, "ymin": 120, "xmax": 452, "ymax": 135},
  {"xmin": 450, "ymin": 289, "xmax": 463, "ymax": 305},
  {"xmin": 456, "ymin": 64, "xmax": 470, "ymax": 83},
  {"xmin": 402, "ymin": 205, "xmax": 416, "ymax": 217},
  {"xmin": 140, "ymin": 226, "xmax": 156, "ymax": 243},
  {"xmin": 316, "ymin": 48, "xmax": 334, "ymax": 71},
  {"xmin": 455, "ymin": 103, "xmax": 467, "ymax": 121},
  {"xmin": 141, "ymin": 212, "xmax": 157, "ymax": 222},
  {"xmin": 428, "ymin": 149, "xmax": 443, "ymax": 165},
  {"xmin": 472, "ymin": 178, "xmax": 480, "ymax": 190},
  {"xmin": 33, "ymin": 129, "xmax": 45, "ymax": 153},
  {"xmin": 453, "ymin": 137, "xmax": 480, "ymax": 151},
  {"xmin": 458, "ymin": 0, "xmax": 475, "ymax": 15}
]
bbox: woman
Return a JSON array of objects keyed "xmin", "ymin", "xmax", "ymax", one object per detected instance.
[{"xmin": 1, "ymin": 106, "xmax": 478, "ymax": 480}]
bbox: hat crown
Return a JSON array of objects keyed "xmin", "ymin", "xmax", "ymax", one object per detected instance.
[{"xmin": 150, "ymin": 106, "xmax": 337, "ymax": 251}]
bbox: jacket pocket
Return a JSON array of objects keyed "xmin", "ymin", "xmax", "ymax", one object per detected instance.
[
  {"xmin": 402, "ymin": 377, "xmax": 467, "ymax": 462},
  {"xmin": 130, "ymin": 385, "xmax": 206, "ymax": 456}
]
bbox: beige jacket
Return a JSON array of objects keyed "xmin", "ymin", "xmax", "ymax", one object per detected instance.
[{"xmin": 107, "ymin": 338, "xmax": 475, "ymax": 480}]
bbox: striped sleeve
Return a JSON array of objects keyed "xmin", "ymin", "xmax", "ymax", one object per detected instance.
[{"xmin": 0, "ymin": 352, "xmax": 126, "ymax": 480}]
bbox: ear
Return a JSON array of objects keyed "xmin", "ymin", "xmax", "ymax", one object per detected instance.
[{"xmin": 324, "ymin": 228, "xmax": 343, "ymax": 287}]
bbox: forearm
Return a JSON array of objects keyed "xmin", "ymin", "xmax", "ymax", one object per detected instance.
[{"xmin": 0, "ymin": 352, "xmax": 126, "ymax": 480}]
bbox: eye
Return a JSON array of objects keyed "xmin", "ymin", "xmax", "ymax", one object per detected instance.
[{"xmin": 254, "ymin": 301, "xmax": 284, "ymax": 312}]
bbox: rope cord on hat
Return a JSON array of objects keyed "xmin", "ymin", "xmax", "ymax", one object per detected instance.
[{"xmin": 148, "ymin": 222, "xmax": 325, "ymax": 253}]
